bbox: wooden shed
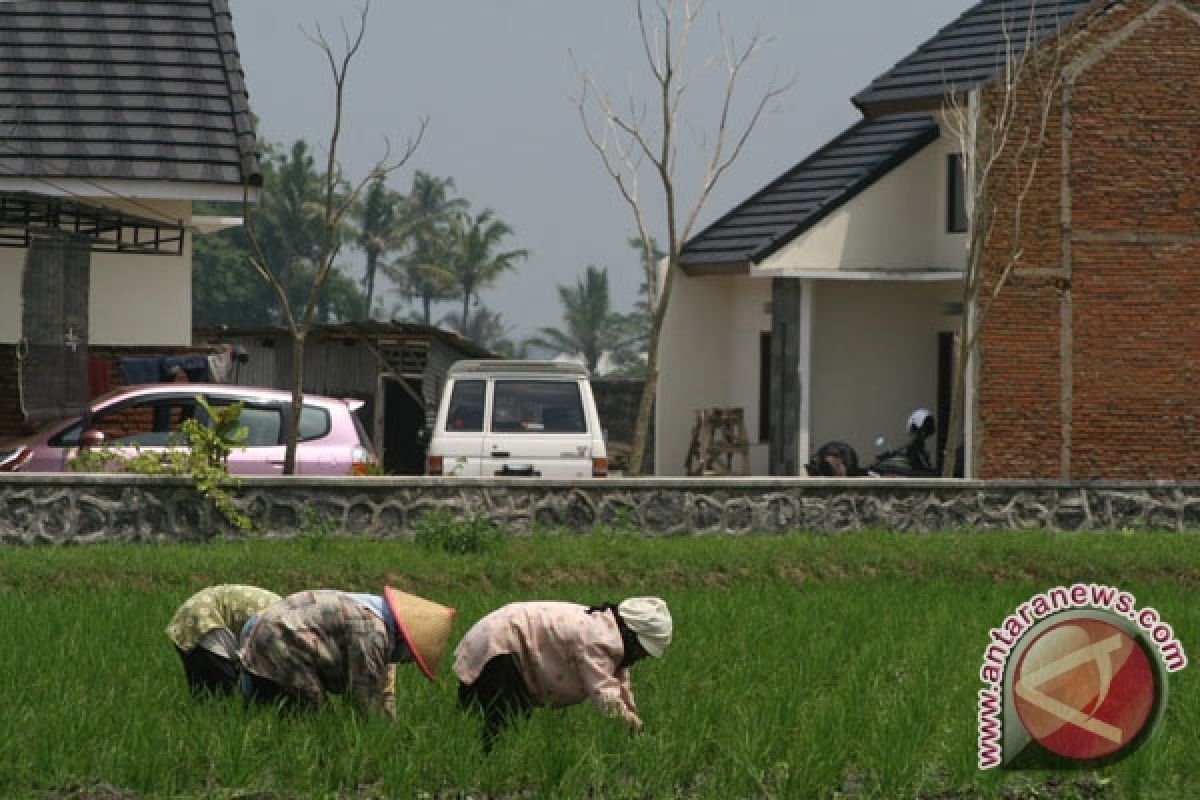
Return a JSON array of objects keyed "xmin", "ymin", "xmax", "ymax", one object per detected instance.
[{"xmin": 194, "ymin": 322, "xmax": 493, "ymax": 474}]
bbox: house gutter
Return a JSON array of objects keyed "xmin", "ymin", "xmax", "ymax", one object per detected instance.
[
  {"xmin": 0, "ymin": 178, "xmax": 261, "ymax": 204},
  {"xmin": 191, "ymin": 216, "xmax": 244, "ymax": 234},
  {"xmin": 748, "ymin": 267, "xmax": 963, "ymax": 282}
]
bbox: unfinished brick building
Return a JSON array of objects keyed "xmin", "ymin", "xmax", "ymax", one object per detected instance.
[
  {"xmin": 659, "ymin": 0, "xmax": 1197, "ymax": 480},
  {"xmin": 975, "ymin": 0, "xmax": 1200, "ymax": 478}
]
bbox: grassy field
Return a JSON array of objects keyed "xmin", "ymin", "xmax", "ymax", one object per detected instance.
[{"xmin": 0, "ymin": 529, "xmax": 1196, "ymax": 799}]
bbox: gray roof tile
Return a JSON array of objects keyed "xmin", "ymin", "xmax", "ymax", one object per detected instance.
[
  {"xmin": 0, "ymin": 0, "xmax": 260, "ymax": 189},
  {"xmin": 853, "ymin": 0, "xmax": 1096, "ymax": 116},
  {"xmin": 680, "ymin": 1, "xmax": 1106, "ymax": 270},
  {"xmin": 680, "ymin": 113, "xmax": 939, "ymax": 271}
]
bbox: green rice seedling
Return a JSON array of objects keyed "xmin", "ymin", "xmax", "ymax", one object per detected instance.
[{"xmin": 0, "ymin": 531, "xmax": 1197, "ymax": 797}]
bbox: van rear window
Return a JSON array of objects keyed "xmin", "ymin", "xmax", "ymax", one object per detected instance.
[{"xmin": 492, "ymin": 381, "xmax": 585, "ymax": 433}]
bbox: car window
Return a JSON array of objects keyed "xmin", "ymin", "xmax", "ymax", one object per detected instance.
[
  {"xmin": 238, "ymin": 406, "xmax": 283, "ymax": 446},
  {"xmin": 203, "ymin": 400, "xmax": 326, "ymax": 445},
  {"xmin": 75, "ymin": 397, "xmax": 198, "ymax": 447},
  {"xmin": 350, "ymin": 408, "xmax": 374, "ymax": 450},
  {"xmin": 445, "ymin": 380, "xmax": 485, "ymax": 432},
  {"xmin": 48, "ymin": 392, "xmax": 340, "ymax": 451},
  {"xmin": 200, "ymin": 398, "xmax": 281, "ymax": 447},
  {"xmin": 491, "ymin": 381, "xmax": 585, "ymax": 433},
  {"xmin": 296, "ymin": 406, "xmax": 330, "ymax": 441}
]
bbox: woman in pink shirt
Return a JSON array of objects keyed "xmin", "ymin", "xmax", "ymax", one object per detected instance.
[{"xmin": 453, "ymin": 596, "xmax": 672, "ymax": 752}]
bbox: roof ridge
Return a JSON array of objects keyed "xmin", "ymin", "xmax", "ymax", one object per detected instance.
[{"xmin": 852, "ymin": 0, "xmax": 1098, "ymax": 116}]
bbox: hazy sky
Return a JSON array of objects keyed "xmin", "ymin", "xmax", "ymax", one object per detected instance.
[{"xmin": 229, "ymin": 1, "xmax": 968, "ymax": 338}]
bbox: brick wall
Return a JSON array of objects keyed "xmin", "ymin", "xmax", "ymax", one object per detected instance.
[
  {"xmin": 977, "ymin": 0, "xmax": 1200, "ymax": 480},
  {"xmin": 0, "ymin": 343, "xmax": 222, "ymax": 438}
]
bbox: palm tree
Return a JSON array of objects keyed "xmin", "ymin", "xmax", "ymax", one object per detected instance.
[
  {"xmin": 407, "ymin": 171, "xmax": 467, "ymax": 222},
  {"xmin": 351, "ymin": 176, "xmax": 405, "ymax": 319},
  {"xmin": 393, "ymin": 171, "xmax": 468, "ymax": 316},
  {"xmin": 439, "ymin": 305, "xmax": 523, "ymax": 355},
  {"xmin": 386, "ymin": 228, "xmax": 455, "ymax": 324},
  {"xmin": 526, "ymin": 265, "xmax": 624, "ymax": 373},
  {"xmin": 604, "ymin": 237, "xmax": 658, "ymax": 377},
  {"xmin": 383, "ymin": 171, "xmax": 466, "ymax": 323},
  {"xmin": 254, "ymin": 140, "xmax": 327, "ymax": 302},
  {"xmin": 443, "ymin": 209, "xmax": 528, "ymax": 333},
  {"xmin": 241, "ymin": 139, "xmax": 367, "ymax": 323}
]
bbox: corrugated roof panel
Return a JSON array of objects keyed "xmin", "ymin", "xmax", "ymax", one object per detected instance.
[
  {"xmin": 853, "ymin": 0, "xmax": 1096, "ymax": 115},
  {"xmin": 680, "ymin": 113, "xmax": 939, "ymax": 269}
]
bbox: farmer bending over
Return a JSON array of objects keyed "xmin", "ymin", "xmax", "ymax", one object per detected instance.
[
  {"xmin": 240, "ymin": 587, "xmax": 455, "ymax": 718},
  {"xmin": 166, "ymin": 584, "xmax": 281, "ymax": 696},
  {"xmin": 454, "ymin": 597, "xmax": 672, "ymax": 752}
]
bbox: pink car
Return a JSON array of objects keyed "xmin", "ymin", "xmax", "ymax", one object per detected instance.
[{"xmin": 0, "ymin": 384, "xmax": 377, "ymax": 476}]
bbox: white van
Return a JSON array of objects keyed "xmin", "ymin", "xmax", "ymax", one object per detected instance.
[{"xmin": 425, "ymin": 360, "xmax": 608, "ymax": 479}]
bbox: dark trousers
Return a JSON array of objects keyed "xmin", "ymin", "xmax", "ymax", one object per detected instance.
[
  {"xmin": 241, "ymin": 671, "xmax": 310, "ymax": 713},
  {"xmin": 176, "ymin": 645, "xmax": 239, "ymax": 697},
  {"xmin": 458, "ymin": 654, "xmax": 534, "ymax": 753}
]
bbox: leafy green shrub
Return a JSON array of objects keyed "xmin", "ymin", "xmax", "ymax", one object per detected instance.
[
  {"xmin": 411, "ymin": 508, "xmax": 501, "ymax": 555},
  {"xmin": 301, "ymin": 507, "xmax": 338, "ymax": 551},
  {"xmin": 68, "ymin": 396, "xmax": 253, "ymax": 531},
  {"xmin": 594, "ymin": 504, "xmax": 640, "ymax": 537}
]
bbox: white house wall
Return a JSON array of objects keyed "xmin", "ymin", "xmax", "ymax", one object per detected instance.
[
  {"xmin": 758, "ymin": 134, "xmax": 965, "ymax": 273},
  {"xmin": 655, "ymin": 273, "xmax": 772, "ymax": 476},
  {"xmin": 808, "ymin": 279, "xmax": 961, "ymax": 463},
  {"xmin": 726, "ymin": 278, "xmax": 772, "ymax": 473},
  {"xmin": 0, "ymin": 197, "xmax": 194, "ymax": 346}
]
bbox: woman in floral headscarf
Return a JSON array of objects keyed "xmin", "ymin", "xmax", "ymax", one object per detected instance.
[{"xmin": 166, "ymin": 584, "xmax": 281, "ymax": 696}]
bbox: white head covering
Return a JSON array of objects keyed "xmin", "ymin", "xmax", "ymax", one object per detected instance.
[
  {"xmin": 908, "ymin": 408, "xmax": 933, "ymax": 434},
  {"xmin": 618, "ymin": 596, "xmax": 673, "ymax": 658}
]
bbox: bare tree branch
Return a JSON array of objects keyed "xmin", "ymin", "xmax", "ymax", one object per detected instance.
[
  {"xmin": 575, "ymin": 0, "xmax": 790, "ymax": 474},
  {"xmin": 940, "ymin": 1, "xmax": 1078, "ymax": 477},
  {"xmin": 239, "ymin": 0, "xmax": 424, "ymax": 473}
]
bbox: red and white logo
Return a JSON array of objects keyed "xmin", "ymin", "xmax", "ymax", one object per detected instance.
[{"xmin": 1013, "ymin": 618, "xmax": 1156, "ymax": 761}]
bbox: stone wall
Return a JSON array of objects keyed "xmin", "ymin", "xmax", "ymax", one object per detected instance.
[{"xmin": 2, "ymin": 475, "xmax": 1199, "ymax": 545}]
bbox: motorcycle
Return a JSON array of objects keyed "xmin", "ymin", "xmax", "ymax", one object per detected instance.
[
  {"xmin": 863, "ymin": 434, "xmax": 939, "ymax": 477},
  {"xmin": 805, "ymin": 439, "xmax": 868, "ymax": 477},
  {"xmin": 804, "ymin": 409, "xmax": 941, "ymax": 478}
]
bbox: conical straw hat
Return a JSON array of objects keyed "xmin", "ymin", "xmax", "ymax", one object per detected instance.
[{"xmin": 384, "ymin": 586, "xmax": 457, "ymax": 681}]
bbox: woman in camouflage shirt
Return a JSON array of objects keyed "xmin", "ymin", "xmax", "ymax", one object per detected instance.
[{"xmin": 239, "ymin": 587, "xmax": 455, "ymax": 718}]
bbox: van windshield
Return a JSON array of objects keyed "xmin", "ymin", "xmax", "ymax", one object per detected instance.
[
  {"xmin": 445, "ymin": 380, "xmax": 485, "ymax": 432},
  {"xmin": 491, "ymin": 381, "xmax": 585, "ymax": 433}
]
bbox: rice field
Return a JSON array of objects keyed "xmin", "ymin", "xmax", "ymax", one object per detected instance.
[{"xmin": 0, "ymin": 530, "xmax": 1195, "ymax": 799}]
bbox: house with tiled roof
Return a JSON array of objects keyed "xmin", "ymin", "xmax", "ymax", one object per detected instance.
[
  {"xmin": 656, "ymin": 0, "xmax": 1199, "ymax": 479},
  {"xmin": 0, "ymin": 0, "xmax": 259, "ymax": 426}
]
